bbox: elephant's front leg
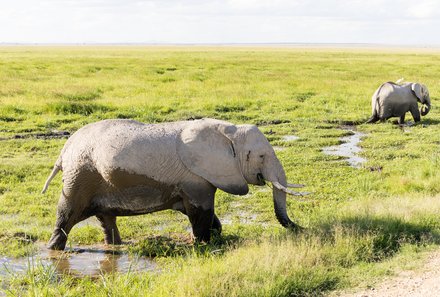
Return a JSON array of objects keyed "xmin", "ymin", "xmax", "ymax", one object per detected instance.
[
  {"xmin": 398, "ymin": 114, "xmax": 406, "ymax": 125},
  {"xmin": 211, "ymin": 213, "xmax": 222, "ymax": 234},
  {"xmin": 96, "ymin": 214, "xmax": 122, "ymax": 245},
  {"xmin": 187, "ymin": 205, "xmax": 214, "ymax": 242},
  {"xmin": 410, "ymin": 103, "xmax": 421, "ymax": 123},
  {"xmin": 182, "ymin": 182, "xmax": 217, "ymax": 242},
  {"xmin": 175, "ymin": 202, "xmax": 222, "ymax": 235}
]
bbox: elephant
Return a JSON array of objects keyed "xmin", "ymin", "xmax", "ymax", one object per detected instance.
[
  {"xmin": 366, "ymin": 81, "xmax": 431, "ymax": 124},
  {"xmin": 42, "ymin": 118, "xmax": 305, "ymax": 250}
]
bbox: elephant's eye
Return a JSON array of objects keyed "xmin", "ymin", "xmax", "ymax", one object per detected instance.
[{"xmin": 259, "ymin": 155, "xmax": 264, "ymax": 159}]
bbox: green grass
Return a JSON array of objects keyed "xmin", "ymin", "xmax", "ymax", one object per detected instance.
[{"xmin": 1, "ymin": 46, "xmax": 440, "ymax": 296}]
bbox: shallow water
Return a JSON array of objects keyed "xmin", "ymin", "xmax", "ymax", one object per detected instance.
[
  {"xmin": 0, "ymin": 245, "xmax": 156, "ymax": 278},
  {"xmin": 322, "ymin": 128, "xmax": 366, "ymax": 168},
  {"xmin": 282, "ymin": 135, "xmax": 299, "ymax": 141}
]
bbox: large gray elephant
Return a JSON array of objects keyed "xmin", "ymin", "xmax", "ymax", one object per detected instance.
[
  {"xmin": 42, "ymin": 118, "xmax": 305, "ymax": 250},
  {"xmin": 366, "ymin": 81, "xmax": 431, "ymax": 124}
]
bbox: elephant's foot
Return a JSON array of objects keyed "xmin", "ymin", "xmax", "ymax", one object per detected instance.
[{"xmin": 47, "ymin": 228, "xmax": 68, "ymax": 250}]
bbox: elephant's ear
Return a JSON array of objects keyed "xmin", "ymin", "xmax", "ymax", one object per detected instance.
[
  {"xmin": 177, "ymin": 120, "xmax": 249, "ymax": 195},
  {"xmin": 411, "ymin": 83, "xmax": 423, "ymax": 101}
]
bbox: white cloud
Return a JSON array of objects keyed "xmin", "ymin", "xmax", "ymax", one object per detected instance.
[
  {"xmin": 0, "ymin": 0, "xmax": 439, "ymax": 44},
  {"xmin": 406, "ymin": 1, "xmax": 438, "ymax": 18}
]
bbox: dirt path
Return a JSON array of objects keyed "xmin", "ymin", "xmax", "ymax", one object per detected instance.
[{"xmin": 335, "ymin": 249, "xmax": 440, "ymax": 297}]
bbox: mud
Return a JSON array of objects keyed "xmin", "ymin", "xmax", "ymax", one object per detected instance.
[
  {"xmin": 0, "ymin": 245, "xmax": 156, "ymax": 278},
  {"xmin": 322, "ymin": 126, "xmax": 366, "ymax": 168},
  {"xmin": 255, "ymin": 119, "xmax": 291, "ymax": 126},
  {"xmin": 0, "ymin": 131, "xmax": 71, "ymax": 141},
  {"xmin": 16, "ymin": 131, "xmax": 70, "ymax": 139}
]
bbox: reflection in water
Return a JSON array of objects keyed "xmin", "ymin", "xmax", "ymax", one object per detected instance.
[
  {"xmin": 322, "ymin": 128, "xmax": 366, "ymax": 168},
  {"xmin": 0, "ymin": 245, "xmax": 156, "ymax": 278}
]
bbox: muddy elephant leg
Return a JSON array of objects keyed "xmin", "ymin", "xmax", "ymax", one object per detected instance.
[
  {"xmin": 96, "ymin": 215, "xmax": 122, "ymax": 245},
  {"xmin": 182, "ymin": 183, "xmax": 217, "ymax": 242},
  {"xmin": 175, "ymin": 199, "xmax": 221, "ymax": 236},
  {"xmin": 186, "ymin": 205, "xmax": 214, "ymax": 242},
  {"xmin": 48, "ymin": 191, "xmax": 86, "ymax": 250},
  {"xmin": 366, "ymin": 115, "xmax": 379, "ymax": 123},
  {"xmin": 398, "ymin": 114, "xmax": 406, "ymax": 125},
  {"xmin": 410, "ymin": 104, "xmax": 421, "ymax": 122},
  {"xmin": 211, "ymin": 213, "xmax": 222, "ymax": 234}
]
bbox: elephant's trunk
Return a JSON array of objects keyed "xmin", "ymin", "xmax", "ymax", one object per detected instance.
[
  {"xmin": 421, "ymin": 102, "xmax": 431, "ymax": 116},
  {"xmin": 263, "ymin": 156, "xmax": 302, "ymax": 230}
]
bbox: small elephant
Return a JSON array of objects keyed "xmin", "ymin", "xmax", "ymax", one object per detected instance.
[
  {"xmin": 42, "ymin": 118, "xmax": 305, "ymax": 250},
  {"xmin": 366, "ymin": 81, "xmax": 431, "ymax": 124}
]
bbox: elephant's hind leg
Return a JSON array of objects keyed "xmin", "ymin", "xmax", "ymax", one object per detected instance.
[
  {"xmin": 48, "ymin": 191, "xmax": 89, "ymax": 250},
  {"xmin": 366, "ymin": 115, "xmax": 379, "ymax": 123},
  {"xmin": 96, "ymin": 215, "xmax": 122, "ymax": 245}
]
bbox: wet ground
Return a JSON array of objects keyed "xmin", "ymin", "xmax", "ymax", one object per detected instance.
[
  {"xmin": 322, "ymin": 127, "xmax": 366, "ymax": 168},
  {"xmin": 0, "ymin": 245, "xmax": 156, "ymax": 278}
]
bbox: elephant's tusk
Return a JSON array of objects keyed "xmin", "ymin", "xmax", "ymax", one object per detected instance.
[
  {"xmin": 287, "ymin": 183, "xmax": 304, "ymax": 188},
  {"xmin": 272, "ymin": 181, "xmax": 310, "ymax": 197}
]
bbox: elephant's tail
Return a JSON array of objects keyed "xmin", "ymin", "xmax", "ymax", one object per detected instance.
[{"xmin": 41, "ymin": 159, "xmax": 62, "ymax": 194}]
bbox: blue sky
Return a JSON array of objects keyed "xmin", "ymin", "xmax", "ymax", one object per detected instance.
[{"xmin": 1, "ymin": 0, "xmax": 439, "ymax": 45}]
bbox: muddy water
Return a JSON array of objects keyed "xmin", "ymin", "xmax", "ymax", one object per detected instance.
[
  {"xmin": 0, "ymin": 245, "xmax": 156, "ymax": 278},
  {"xmin": 322, "ymin": 127, "xmax": 366, "ymax": 168}
]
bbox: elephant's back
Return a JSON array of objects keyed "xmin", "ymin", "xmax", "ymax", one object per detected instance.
[
  {"xmin": 90, "ymin": 120, "xmax": 189, "ymax": 185},
  {"xmin": 379, "ymin": 82, "xmax": 412, "ymax": 98}
]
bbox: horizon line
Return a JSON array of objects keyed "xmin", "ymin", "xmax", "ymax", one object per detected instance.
[{"xmin": 1, "ymin": 42, "xmax": 440, "ymax": 48}]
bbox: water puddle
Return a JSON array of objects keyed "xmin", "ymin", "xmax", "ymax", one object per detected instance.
[
  {"xmin": 322, "ymin": 126, "xmax": 366, "ymax": 168},
  {"xmin": 282, "ymin": 135, "xmax": 299, "ymax": 141},
  {"xmin": 0, "ymin": 245, "xmax": 156, "ymax": 278}
]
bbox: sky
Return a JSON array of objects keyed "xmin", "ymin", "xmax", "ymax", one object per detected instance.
[{"xmin": 1, "ymin": 0, "xmax": 439, "ymax": 45}]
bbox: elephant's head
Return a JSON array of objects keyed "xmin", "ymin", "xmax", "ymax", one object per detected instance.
[
  {"xmin": 411, "ymin": 83, "xmax": 431, "ymax": 116},
  {"xmin": 177, "ymin": 119, "xmax": 303, "ymax": 229}
]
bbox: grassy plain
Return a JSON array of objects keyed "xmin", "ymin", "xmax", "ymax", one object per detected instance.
[{"xmin": 1, "ymin": 46, "xmax": 440, "ymax": 296}]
